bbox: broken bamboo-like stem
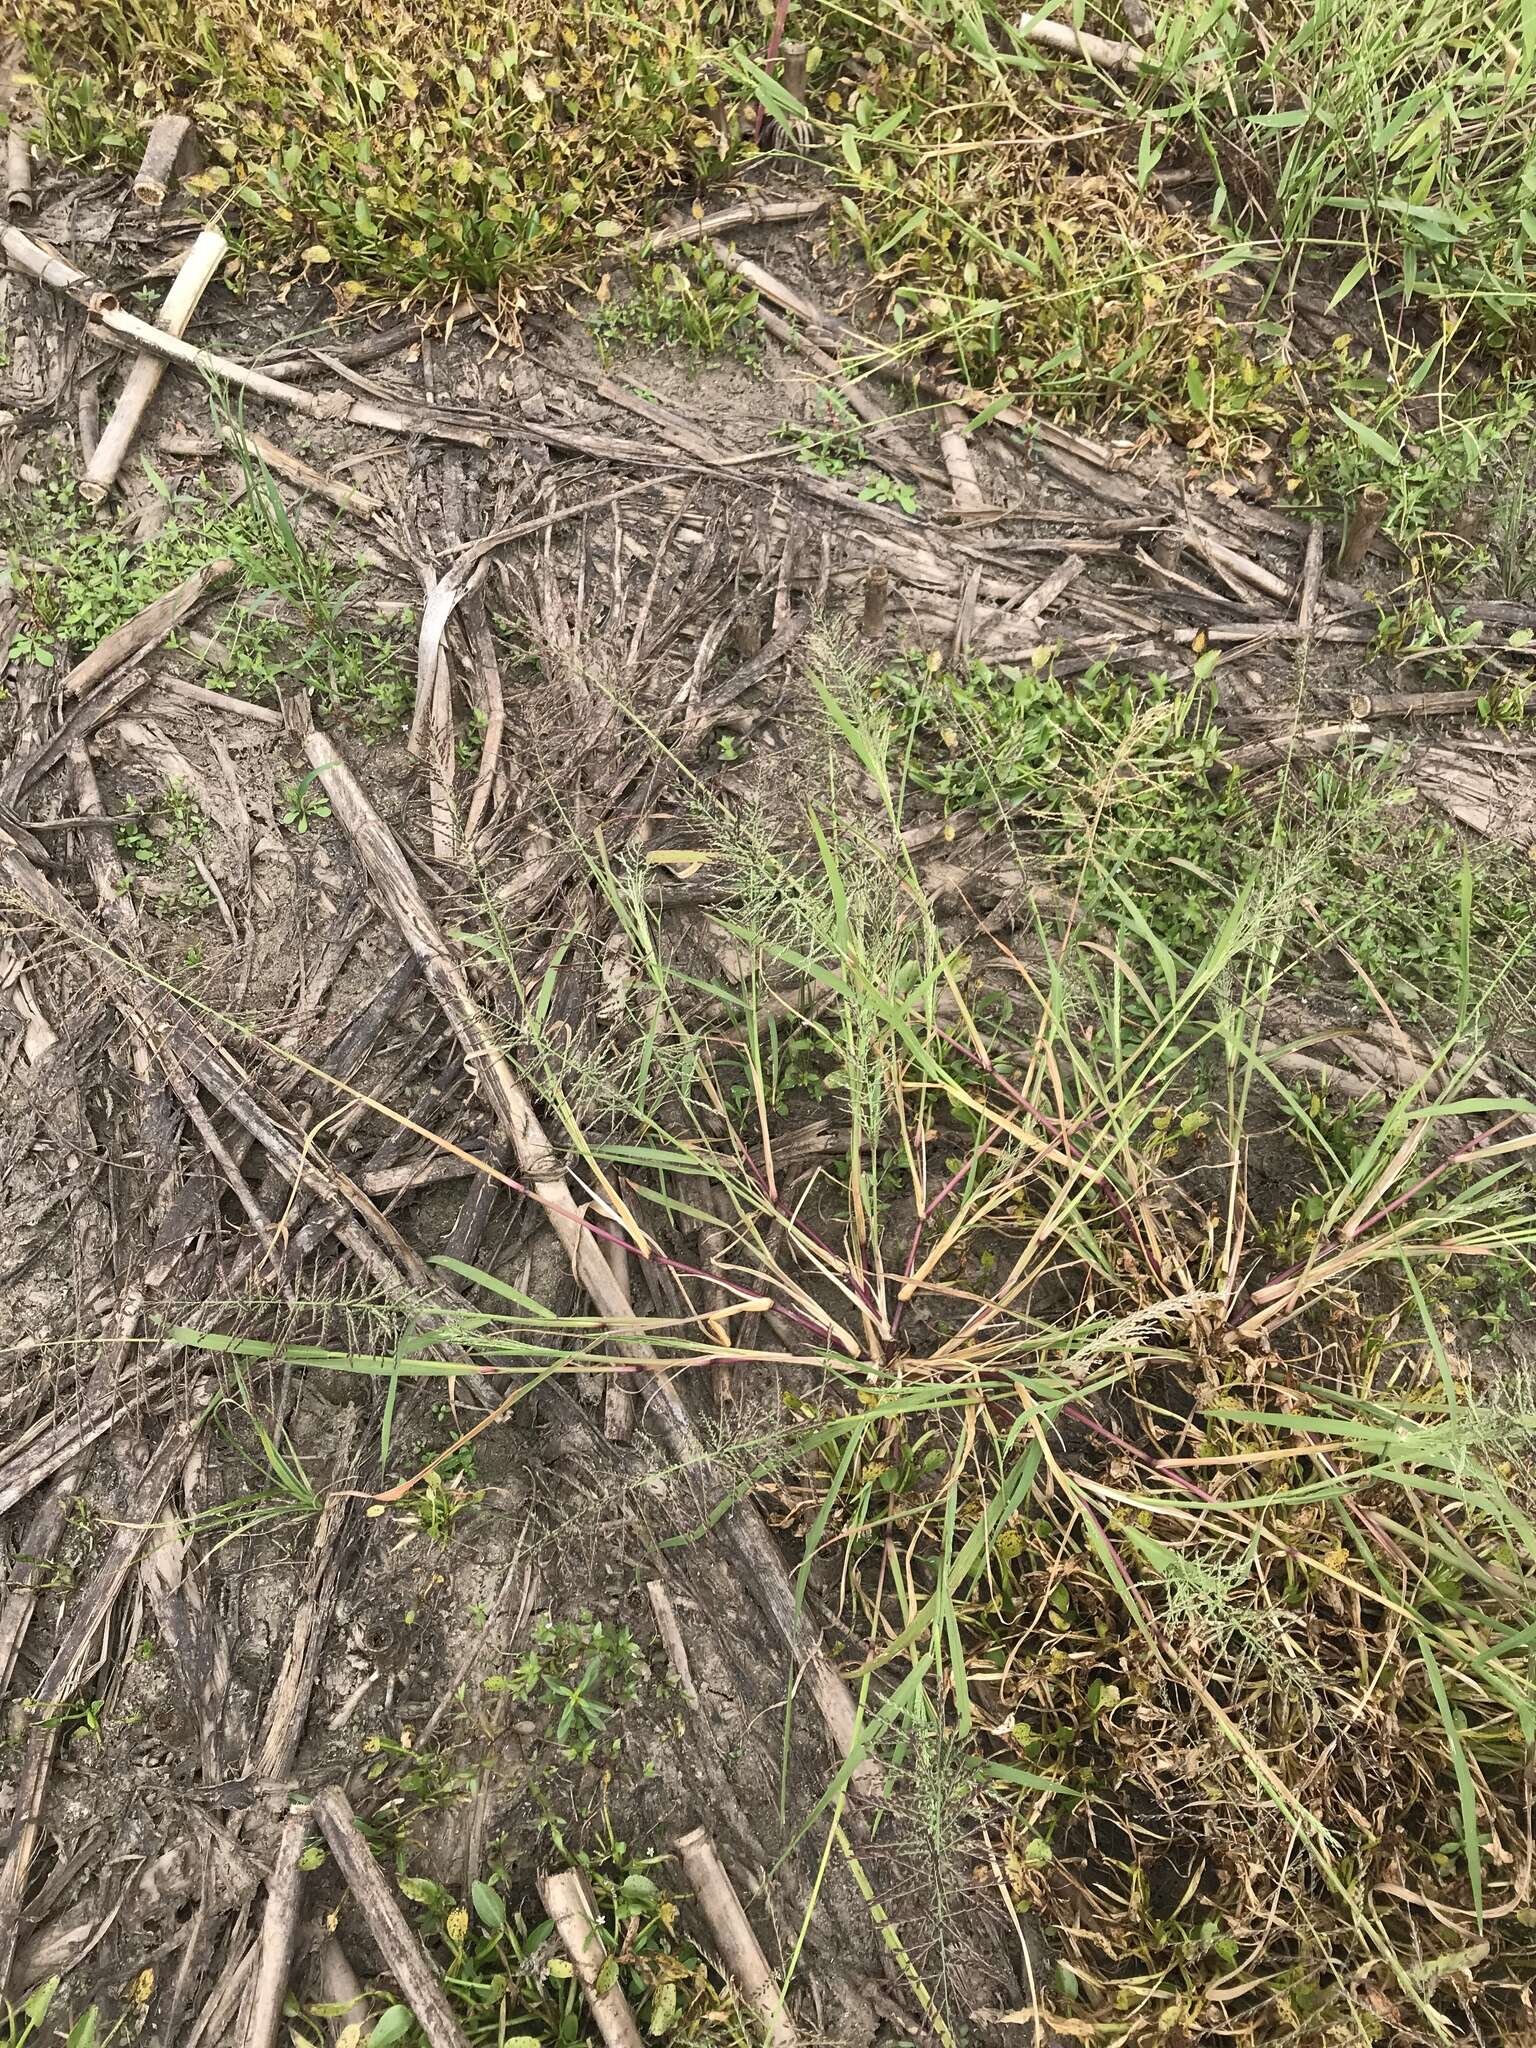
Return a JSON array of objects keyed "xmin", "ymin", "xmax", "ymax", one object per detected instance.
[
  {"xmin": 6, "ymin": 124, "xmax": 32, "ymax": 217},
  {"xmin": 240, "ymin": 1808, "xmax": 310, "ymax": 2048},
  {"xmin": 0, "ymin": 221, "xmax": 491, "ymax": 445},
  {"xmin": 83, "ymin": 226, "xmax": 228, "ymax": 502},
  {"xmin": 133, "ymin": 113, "xmax": 195, "ymax": 208},
  {"xmin": 310, "ymin": 1787, "xmax": 471, "ymax": 2048},
  {"xmin": 62, "ymin": 557, "xmax": 232, "ymax": 705},
  {"xmin": 674, "ymin": 1828, "xmax": 797, "ymax": 2048},
  {"xmin": 215, "ymin": 417, "xmax": 382, "ymax": 518},
  {"xmin": 1017, "ymin": 13, "xmax": 1144, "ymax": 68},
  {"xmin": 538, "ymin": 1870, "xmax": 645, "ymax": 2048},
  {"xmin": 1339, "ymin": 485, "xmax": 1389, "ymax": 576},
  {"xmin": 937, "ymin": 403, "xmax": 991, "ymax": 519},
  {"xmin": 646, "ymin": 1580, "xmax": 700, "ymax": 1705}
]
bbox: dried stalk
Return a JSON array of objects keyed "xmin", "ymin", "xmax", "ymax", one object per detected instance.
[
  {"xmin": 83, "ymin": 228, "xmax": 229, "ymax": 500},
  {"xmin": 304, "ymin": 728, "xmax": 878, "ymax": 1787},
  {"xmin": 315, "ymin": 1936, "xmax": 371, "ymax": 2043},
  {"xmin": 1339, "ymin": 484, "xmax": 1390, "ymax": 575},
  {"xmin": 216, "ymin": 417, "xmax": 382, "ymax": 518},
  {"xmin": 1018, "ymin": 14, "xmax": 1144, "ymax": 69},
  {"xmin": 937, "ymin": 403, "xmax": 990, "ymax": 518},
  {"xmin": 674, "ymin": 1828, "xmax": 797, "ymax": 2048},
  {"xmin": 240, "ymin": 1809, "xmax": 310, "ymax": 2048},
  {"xmin": 861, "ymin": 564, "xmax": 889, "ymax": 641},
  {"xmin": 133, "ymin": 112, "xmax": 196, "ymax": 207},
  {"xmin": 248, "ymin": 1419, "xmax": 360, "ymax": 1781},
  {"xmin": 2, "ymin": 221, "xmax": 491, "ymax": 443},
  {"xmin": 538, "ymin": 1870, "xmax": 644, "ymax": 2048},
  {"xmin": 637, "ymin": 193, "xmax": 827, "ymax": 255},
  {"xmin": 645, "ymin": 1580, "xmax": 699, "ymax": 1705},
  {"xmin": 310, "ymin": 1787, "xmax": 471, "ymax": 2048},
  {"xmin": 5, "ymin": 124, "xmax": 31, "ymax": 217}
]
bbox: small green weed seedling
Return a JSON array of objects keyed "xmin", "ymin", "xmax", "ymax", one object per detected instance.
[{"xmin": 591, "ymin": 247, "xmax": 759, "ymax": 364}]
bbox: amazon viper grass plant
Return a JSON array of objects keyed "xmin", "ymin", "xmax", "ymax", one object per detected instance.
[{"xmin": 178, "ymin": 630, "xmax": 1536, "ymax": 2040}]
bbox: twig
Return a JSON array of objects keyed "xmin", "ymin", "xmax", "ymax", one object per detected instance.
[
  {"xmin": 1017, "ymin": 13, "xmax": 1145, "ymax": 70},
  {"xmin": 83, "ymin": 228, "xmax": 228, "ymax": 501},
  {"xmin": 133, "ymin": 113, "xmax": 196, "ymax": 207},
  {"xmin": 310, "ymin": 1787, "xmax": 472, "ymax": 2048},
  {"xmin": 538, "ymin": 1870, "xmax": 644, "ymax": 2048},
  {"xmin": 0, "ymin": 1401, "xmax": 208, "ymax": 1990},
  {"xmin": 1, "ymin": 663, "xmax": 154, "ymax": 806},
  {"xmin": 58, "ymin": 557, "xmax": 233, "ymax": 706},
  {"xmin": 674, "ymin": 1828, "xmax": 797, "ymax": 2048},
  {"xmin": 2, "ymin": 222, "xmax": 492, "ymax": 443},
  {"xmin": 5, "ymin": 123, "xmax": 31, "ymax": 217},
  {"xmin": 636, "ymin": 193, "xmax": 828, "ymax": 255},
  {"xmin": 937, "ymin": 404, "xmax": 991, "ymax": 519},
  {"xmin": 215, "ymin": 416, "xmax": 382, "ymax": 518},
  {"xmin": 239, "ymin": 1809, "xmax": 310, "ymax": 2048},
  {"xmin": 315, "ymin": 1936, "xmax": 371, "ymax": 2043},
  {"xmin": 645, "ymin": 1580, "xmax": 700, "ymax": 1705}
]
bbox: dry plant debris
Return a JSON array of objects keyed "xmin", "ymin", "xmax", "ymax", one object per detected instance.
[{"xmin": 1, "ymin": 27, "xmax": 1536, "ymax": 2048}]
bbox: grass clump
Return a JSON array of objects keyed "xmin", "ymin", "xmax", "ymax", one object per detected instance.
[{"xmin": 171, "ymin": 627, "xmax": 1536, "ymax": 2038}]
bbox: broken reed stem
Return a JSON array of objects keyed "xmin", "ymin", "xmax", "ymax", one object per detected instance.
[
  {"xmin": 133, "ymin": 112, "xmax": 195, "ymax": 207},
  {"xmin": 6, "ymin": 125, "xmax": 32, "ymax": 217},
  {"xmin": 1, "ymin": 221, "xmax": 491, "ymax": 444},
  {"xmin": 674, "ymin": 1829, "xmax": 798, "ymax": 2048},
  {"xmin": 310, "ymin": 1786, "xmax": 472, "ymax": 2048},
  {"xmin": 240, "ymin": 1808, "xmax": 310, "ymax": 2048},
  {"xmin": 645, "ymin": 1580, "xmax": 700, "ymax": 1705},
  {"xmin": 936, "ymin": 403, "xmax": 989, "ymax": 518},
  {"xmin": 215, "ymin": 416, "xmax": 382, "ymax": 518},
  {"xmin": 84, "ymin": 226, "xmax": 229, "ymax": 501},
  {"xmin": 1339, "ymin": 484, "xmax": 1390, "ymax": 575},
  {"xmin": 539, "ymin": 1870, "xmax": 645, "ymax": 2048}
]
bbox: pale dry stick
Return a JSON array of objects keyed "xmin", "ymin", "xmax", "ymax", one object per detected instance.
[
  {"xmin": 249, "ymin": 1417, "xmax": 361, "ymax": 1782},
  {"xmin": 539, "ymin": 1870, "xmax": 644, "ymax": 2048},
  {"xmin": 750, "ymin": 301, "xmax": 945, "ymax": 485},
  {"xmin": 83, "ymin": 227, "xmax": 229, "ymax": 501},
  {"xmin": 240, "ymin": 1808, "xmax": 310, "ymax": 2048},
  {"xmin": 710, "ymin": 239, "xmax": 1116, "ymax": 473},
  {"xmin": 937, "ymin": 403, "xmax": 991, "ymax": 519},
  {"xmin": 152, "ymin": 674, "xmax": 284, "ymax": 726},
  {"xmin": 215, "ymin": 417, "xmax": 382, "ymax": 518},
  {"xmin": 310, "ymin": 1787, "xmax": 472, "ymax": 2048},
  {"xmin": 0, "ymin": 1479, "xmax": 78, "ymax": 1696},
  {"xmin": 636, "ymin": 192, "xmax": 828, "ymax": 255},
  {"xmin": 462, "ymin": 593, "xmax": 505, "ymax": 849},
  {"xmin": 2, "ymin": 663, "xmax": 154, "ymax": 806},
  {"xmin": 675, "ymin": 1828, "xmax": 797, "ymax": 2048},
  {"xmin": 646, "ymin": 1580, "xmax": 700, "ymax": 1705},
  {"xmin": 315, "ymin": 1936, "xmax": 371, "ymax": 2044},
  {"xmin": 604, "ymin": 1235, "xmax": 639, "ymax": 1443},
  {"xmin": 133, "ymin": 113, "xmax": 195, "ymax": 206},
  {"xmin": 1017, "ymin": 12, "xmax": 1145, "ymax": 68},
  {"xmin": 973, "ymin": 553, "xmax": 1086, "ymax": 655},
  {"xmin": 2, "ymin": 221, "xmax": 493, "ymax": 443},
  {"xmin": 861, "ymin": 564, "xmax": 889, "ymax": 641},
  {"xmin": 303, "ymin": 730, "xmax": 880, "ymax": 1790},
  {"xmin": 5, "ymin": 123, "xmax": 31, "ymax": 216},
  {"xmin": 51, "ymin": 556, "xmax": 232, "ymax": 707}
]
